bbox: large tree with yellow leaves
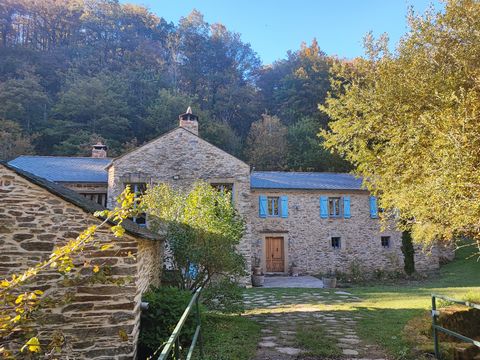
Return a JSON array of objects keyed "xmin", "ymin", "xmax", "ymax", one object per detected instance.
[{"xmin": 322, "ymin": 0, "xmax": 480, "ymax": 251}]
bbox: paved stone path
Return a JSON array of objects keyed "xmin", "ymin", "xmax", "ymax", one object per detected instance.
[
  {"xmin": 263, "ymin": 276, "xmax": 324, "ymax": 288},
  {"xmin": 243, "ymin": 289, "xmax": 389, "ymax": 360}
]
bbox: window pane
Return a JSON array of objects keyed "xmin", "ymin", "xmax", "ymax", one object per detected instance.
[
  {"xmin": 329, "ymin": 197, "xmax": 341, "ymax": 217},
  {"xmin": 267, "ymin": 197, "xmax": 279, "ymax": 216}
]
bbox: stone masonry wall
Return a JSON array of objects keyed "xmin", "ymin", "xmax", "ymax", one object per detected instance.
[
  {"xmin": 250, "ymin": 189, "xmax": 405, "ymax": 275},
  {"xmin": 0, "ymin": 166, "xmax": 162, "ymax": 359},
  {"xmin": 107, "ymin": 127, "xmax": 253, "ymax": 274}
]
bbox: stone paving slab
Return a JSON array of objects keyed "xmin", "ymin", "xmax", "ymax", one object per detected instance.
[
  {"xmin": 262, "ymin": 275, "xmax": 324, "ymax": 288},
  {"xmin": 243, "ymin": 289, "xmax": 389, "ymax": 360}
]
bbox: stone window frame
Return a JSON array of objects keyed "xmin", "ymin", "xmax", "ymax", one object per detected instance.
[
  {"xmin": 328, "ymin": 197, "xmax": 343, "ymax": 218},
  {"xmin": 266, "ymin": 196, "xmax": 280, "ymax": 217},
  {"xmin": 331, "ymin": 236, "xmax": 342, "ymax": 250},
  {"xmin": 381, "ymin": 236, "xmax": 391, "ymax": 249},
  {"xmin": 208, "ymin": 178, "xmax": 237, "ymax": 204},
  {"xmin": 120, "ymin": 173, "xmax": 152, "ymax": 227}
]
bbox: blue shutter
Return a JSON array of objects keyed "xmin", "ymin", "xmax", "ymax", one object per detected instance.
[
  {"xmin": 280, "ymin": 195, "xmax": 288, "ymax": 218},
  {"xmin": 343, "ymin": 196, "xmax": 351, "ymax": 219},
  {"xmin": 370, "ymin": 196, "xmax": 378, "ymax": 218},
  {"xmin": 320, "ymin": 196, "xmax": 328, "ymax": 218},
  {"xmin": 259, "ymin": 195, "xmax": 267, "ymax": 218}
]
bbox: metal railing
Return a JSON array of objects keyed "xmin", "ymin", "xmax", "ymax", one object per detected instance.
[
  {"xmin": 431, "ymin": 294, "xmax": 480, "ymax": 359},
  {"xmin": 157, "ymin": 287, "xmax": 204, "ymax": 360}
]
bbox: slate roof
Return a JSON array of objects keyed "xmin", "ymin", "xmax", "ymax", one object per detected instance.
[
  {"xmin": 251, "ymin": 171, "xmax": 364, "ymax": 190},
  {"xmin": 8, "ymin": 156, "xmax": 111, "ymax": 183},
  {"xmin": 1, "ymin": 162, "xmax": 161, "ymax": 241}
]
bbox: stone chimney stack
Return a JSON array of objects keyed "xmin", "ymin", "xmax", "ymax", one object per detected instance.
[
  {"xmin": 179, "ymin": 106, "xmax": 199, "ymax": 136},
  {"xmin": 91, "ymin": 142, "xmax": 108, "ymax": 158}
]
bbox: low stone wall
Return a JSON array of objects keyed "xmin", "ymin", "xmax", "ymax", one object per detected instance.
[{"xmin": 0, "ymin": 166, "xmax": 162, "ymax": 358}]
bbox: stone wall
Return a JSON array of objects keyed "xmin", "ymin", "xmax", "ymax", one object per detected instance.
[
  {"xmin": 0, "ymin": 166, "xmax": 162, "ymax": 359},
  {"xmin": 250, "ymin": 189, "xmax": 405, "ymax": 275},
  {"xmin": 107, "ymin": 127, "xmax": 253, "ymax": 273}
]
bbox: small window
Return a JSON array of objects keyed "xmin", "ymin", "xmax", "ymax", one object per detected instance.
[
  {"xmin": 211, "ymin": 183, "xmax": 234, "ymax": 202},
  {"xmin": 381, "ymin": 236, "xmax": 391, "ymax": 248},
  {"xmin": 331, "ymin": 237, "xmax": 341, "ymax": 249},
  {"xmin": 80, "ymin": 193, "xmax": 107, "ymax": 207},
  {"xmin": 125, "ymin": 183, "xmax": 147, "ymax": 226},
  {"xmin": 328, "ymin": 197, "xmax": 342, "ymax": 217},
  {"xmin": 267, "ymin": 196, "xmax": 279, "ymax": 217}
]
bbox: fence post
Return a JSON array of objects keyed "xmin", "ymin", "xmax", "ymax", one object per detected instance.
[
  {"xmin": 195, "ymin": 295, "xmax": 204, "ymax": 358},
  {"xmin": 174, "ymin": 337, "xmax": 180, "ymax": 360},
  {"xmin": 432, "ymin": 295, "xmax": 440, "ymax": 359}
]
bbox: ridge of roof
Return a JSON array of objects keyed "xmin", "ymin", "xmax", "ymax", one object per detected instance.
[
  {"xmin": 108, "ymin": 126, "xmax": 250, "ymax": 169},
  {"xmin": 1, "ymin": 162, "xmax": 161, "ymax": 241}
]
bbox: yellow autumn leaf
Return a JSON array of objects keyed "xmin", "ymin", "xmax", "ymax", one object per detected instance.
[
  {"xmin": 21, "ymin": 337, "xmax": 40, "ymax": 353},
  {"xmin": 100, "ymin": 243, "xmax": 114, "ymax": 251},
  {"xmin": 93, "ymin": 265, "xmax": 100, "ymax": 273}
]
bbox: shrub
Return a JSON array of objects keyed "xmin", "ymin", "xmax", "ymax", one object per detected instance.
[
  {"xmin": 202, "ymin": 278, "xmax": 244, "ymax": 314},
  {"xmin": 139, "ymin": 286, "xmax": 204, "ymax": 358},
  {"xmin": 401, "ymin": 231, "xmax": 415, "ymax": 275}
]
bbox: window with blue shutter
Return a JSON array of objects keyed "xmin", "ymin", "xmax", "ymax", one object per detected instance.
[
  {"xmin": 343, "ymin": 196, "xmax": 351, "ymax": 218},
  {"xmin": 320, "ymin": 196, "xmax": 328, "ymax": 218},
  {"xmin": 259, "ymin": 195, "xmax": 267, "ymax": 218},
  {"xmin": 280, "ymin": 196, "xmax": 288, "ymax": 218},
  {"xmin": 370, "ymin": 196, "xmax": 378, "ymax": 218}
]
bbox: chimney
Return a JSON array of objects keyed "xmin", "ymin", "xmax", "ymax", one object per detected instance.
[
  {"xmin": 92, "ymin": 142, "xmax": 108, "ymax": 158},
  {"xmin": 179, "ymin": 106, "xmax": 199, "ymax": 136}
]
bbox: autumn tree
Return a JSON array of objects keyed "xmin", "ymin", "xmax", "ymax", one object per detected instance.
[
  {"xmin": 322, "ymin": 0, "xmax": 480, "ymax": 251},
  {"xmin": 0, "ymin": 120, "xmax": 35, "ymax": 160},
  {"xmin": 245, "ymin": 114, "xmax": 288, "ymax": 170}
]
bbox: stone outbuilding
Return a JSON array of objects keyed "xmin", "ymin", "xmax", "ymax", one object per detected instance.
[{"xmin": 0, "ymin": 163, "xmax": 163, "ymax": 359}]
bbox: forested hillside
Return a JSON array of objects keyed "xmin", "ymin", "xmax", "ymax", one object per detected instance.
[{"xmin": 0, "ymin": 0, "xmax": 349, "ymax": 171}]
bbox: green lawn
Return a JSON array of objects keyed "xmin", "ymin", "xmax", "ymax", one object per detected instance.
[
  {"xmin": 200, "ymin": 313, "xmax": 261, "ymax": 360},
  {"xmin": 348, "ymin": 245, "xmax": 480, "ymax": 359},
  {"xmin": 200, "ymin": 246, "xmax": 479, "ymax": 360}
]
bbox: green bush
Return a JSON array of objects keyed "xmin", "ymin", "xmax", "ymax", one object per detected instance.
[
  {"xmin": 139, "ymin": 286, "xmax": 204, "ymax": 358},
  {"xmin": 202, "ymin": 278, "xmax": 244, "ymax": 314},
  {"xmin": 401, "ymin": 231, "xmax": 415, "ymax": 275}
]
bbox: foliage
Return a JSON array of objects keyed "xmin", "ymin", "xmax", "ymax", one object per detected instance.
[
  {"xmin": 0, "ymin": 120, "xmax": 35, "ymax": 161},
  {"xmin": 142, "ymin": 182, "xmax": 246, "ymax": 290},
  {"xmin": 245, "ymin": 114, "xmax": 288, "ymax": 170},
  {"xmin": 202, "ymin": 278, "xmax": 245, "ymax": 314},
  {"xmin": 402, "ymin": 231, "xmax": 416, "ymax": 275},
  {"xmin": 321, "ymin": 0, "xmax": 480, "ymax": 250},
  {"xmin": 0, "ymin": 187, "xmax": 137, "ymax": 357},
  {"xmin": 258, "ymin": 39, "xmax": 331, "ymax": 126},
  {"xmin": 287, "ymin": 116, "xmax": 351, "ymax": 171},
  {"xmin": 0, "ymin": 1, "xmax": 351, "ymax": 172},
  {"xmin": 139, "ymin": 286, "xmax": 203, "ymax": 358}
]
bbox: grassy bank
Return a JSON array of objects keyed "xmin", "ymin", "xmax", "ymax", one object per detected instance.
[{"xmin": 349, "ymin": 245, "xmax": 480, "ymax": 359}]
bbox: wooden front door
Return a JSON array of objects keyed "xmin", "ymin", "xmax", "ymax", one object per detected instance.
[{"xmin": 266, "ymin": 237, "xmax": 285, "ymax": 272}]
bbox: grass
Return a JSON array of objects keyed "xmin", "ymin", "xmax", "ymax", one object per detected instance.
[
  {"xmin": 295, "ymin": 324, "xmax": 341, "ymax": 357},
  {"xmin": 200, "ymin": 313, "xmax": 261, "ymax": 360},
  {"xmin": 348, "ymin": 245, "xmax": 480, "ymax": 359},
  {"xmin": 200, "ymin": 245, "xmax": 479, "ymax": 360}
]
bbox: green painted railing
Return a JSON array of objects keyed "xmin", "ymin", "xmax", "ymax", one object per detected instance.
[
  {"xmin": 431, "ymin": 294, "xmax": 480, "ymax": 359},
  {"xmin": 157, "ymin": 287, "xmax": 204, "ymax": 360}
]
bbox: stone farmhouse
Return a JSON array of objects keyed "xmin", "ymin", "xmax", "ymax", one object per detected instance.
[
  {"xmin": 0, "ymin": 162, "xmax": 163, "ymax": 358},
  {"xmin": 9, "ymin": 108, "xmax": 450, "ymax": 278}
]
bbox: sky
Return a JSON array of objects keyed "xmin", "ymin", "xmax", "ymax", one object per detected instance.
[{"xmin": 123, "ymin": 0, "xmax": 441, "ymax": 64}]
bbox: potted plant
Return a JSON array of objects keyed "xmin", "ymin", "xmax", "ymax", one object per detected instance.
[
  {"xmin": 290, "ymin": 262, "xmax": 300, "ymax": 277},
  {"xmin": 251, "ymin": 257, "xmax": 264, "ymax": 287},
  {"xmin": 322, "ymin": 269, "xmax": 337, "ymax": 288}
]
